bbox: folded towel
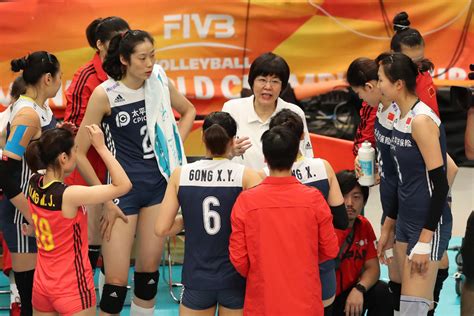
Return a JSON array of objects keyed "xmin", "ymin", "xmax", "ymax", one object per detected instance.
[{"xmin": 144, "ymin": 64, "xmax": 186, "ymax": 181}]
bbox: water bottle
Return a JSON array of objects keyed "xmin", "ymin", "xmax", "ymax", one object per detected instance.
[{"xmin": 358, "ymin": 141, "xmax": 375, "ymax": 186}]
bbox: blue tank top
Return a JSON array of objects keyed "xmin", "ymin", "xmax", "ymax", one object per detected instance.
[
  {"xmin": 374, "ymin": 102, "xmax": 399, "ymax": 217},
  {"xmin": 100, "ymin": 79, "xmax": 162, "ymax": 185},
  {"xmin": 178, "ymin": 159, "xmax": 245, "ymax": 290},
  {"xmin": 391, "ymin": 101, "xmax": 451, "ymax": 225}
]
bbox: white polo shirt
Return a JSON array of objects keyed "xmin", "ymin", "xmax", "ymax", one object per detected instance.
[{"xmin": 222, "ymin": 96, "xmax": 313, "ymax": 170}]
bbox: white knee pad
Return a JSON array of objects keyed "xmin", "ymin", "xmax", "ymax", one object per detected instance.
[{"xmin": 400, "ymin": 295, "xmax": 432, "ymax": 316}]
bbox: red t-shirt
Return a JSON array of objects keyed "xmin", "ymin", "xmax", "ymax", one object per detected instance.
[
  {"xmin": 352, "ymin": 71, "xmax": 440, "ymax": 156},
  {"xmin": 64, "ymin": 53, "xmax": 108, "ymax": 185},
  {"xmin": 27, "ymin": 174, "xmax": 94, "ymax": 300},
  {"xmin": 229, "ymin": 176, "xmax": 339, "ymax": 315},
  {"xmin": 335, "ymin": 215, "xmax": 377, "ymax": 295}
]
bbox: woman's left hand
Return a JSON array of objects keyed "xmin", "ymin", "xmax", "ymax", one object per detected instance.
[{"xmin": 57, "ymin": 121, "xmax": 78, "ymax": 135}]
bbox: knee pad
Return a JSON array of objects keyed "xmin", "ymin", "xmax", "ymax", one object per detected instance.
[
  {"xmin": 389, "ymin": 281, "xmax": 402, "ymax": 311},
  {"xmin": 134, "ymin": 271, "xmax": 159, "ymax": 301},
  {"xmin": 100, "ymin": 284, "xmax": 128, "ymax": 314},
  {"xmin": 400, "ymin": 295, "xmax": 431, "ymax": 316}
]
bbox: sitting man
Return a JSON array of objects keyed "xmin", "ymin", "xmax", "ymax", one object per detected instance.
[{"xmin": 333, "ymin": 170, "xmax": 392, "ymax": 316}]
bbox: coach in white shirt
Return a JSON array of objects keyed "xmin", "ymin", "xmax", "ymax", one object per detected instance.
[{"xmin": 222, "ymin": 52, "xmax": 313, "ymax": 170}]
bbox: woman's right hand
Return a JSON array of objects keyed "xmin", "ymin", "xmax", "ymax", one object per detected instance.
[
  {"xmin": 86, "ymin": 124, "xmax": 106, "ymax": 150},
  {"xmin": 100, "ymin": 200, "xmax": 129, "ymax": 241},
  {"xmin": 377, "ymin": 218, "xmax": 396, "ymax": 265}
]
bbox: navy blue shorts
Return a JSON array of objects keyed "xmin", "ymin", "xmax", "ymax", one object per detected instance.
[
  {"xmin": 114, "ymin": 175, "xmax": 167, "ymax": 216},
  {"xmin": 0, "ymin": 197, "xmax": 37, "ymax": 253},
  {"xmin": 181, "ymin": 287, "xmax": 245, "ymax": 310},
  {"xmin": 396, "ymin": 213, "xmax": 452, "ymax": 261},
  {"xmin": 320, "ymin": 259, "xmax": 336, "ymax": 300}
]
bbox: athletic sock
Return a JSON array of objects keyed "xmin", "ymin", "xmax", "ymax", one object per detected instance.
[
  {"xmin": 130, "ymin": 301, "xmax": 155, "ymax": 316},
  {"xmin": 14, "ymin": 269, "xmax": 34, "ymax": 316}
]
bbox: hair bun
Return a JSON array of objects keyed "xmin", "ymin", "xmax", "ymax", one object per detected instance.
[
  {"xmin": 10, "ymin": 57, "xmax": 28, "ymax": 72},
  {"xmin": 393, "ymin": 11, "xmax": 411, "ymax": 32}
]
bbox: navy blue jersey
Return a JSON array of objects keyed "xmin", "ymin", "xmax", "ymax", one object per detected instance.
[
  {"xmin": 391, "ymin": 101, "xmax": 451, "ymax": 227},
  {"xmin": 374, "ymin": 102, "xmax": 399, "ymax": 217},
  {"xmin": 6, "ymin": 96, "xmax": 57, "ymax": 224},
  {"xmin": 100, "ymin": 80, "xmax": 162, "ymax": 185},
  {"xmin": 264, "ymin": 157, "xmax": 329, "ymax": 200},
  {"xmin": 178, "ymin": 159, "xmax": 245, "ymax": 290}
]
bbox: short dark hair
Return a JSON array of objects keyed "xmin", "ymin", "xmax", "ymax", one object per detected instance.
[
  {"xmin": 335, "ymin": 169, "xmax": 369, "ymax": 203},
  {"xmin": 346, "ymin": 57, "xmax": 378, "ymax": 87},
  {"xmin": 376, "ymin": 52, "xmax": 419, "ymax": 94},
  {"xmin": 11, "ymin": 51, "xmax": 60, "ymax": 86},
  {"xmin": 262, "ymin": 126, "xmax": 299, "ymax": 171},
  {"xmin": 86, "ymin": 16, "xmax": 130, "ymax": 50},
  {"xmin": 248, "ymin": 52, "xmax": 290, "ymax": 91},
  {"xmin": 269, "ymin": 109, "xmax": 304, "ymax": 139},
  {"xmin": 103, "ymin": 29, "xmax": 154, "ymax": 81},
  {"xmin": 202, "ymin": 111, "xmax": 237, "ymax": 156}
]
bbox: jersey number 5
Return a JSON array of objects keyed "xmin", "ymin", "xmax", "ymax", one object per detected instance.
[
  {"xmin": 203, "ymin": 196, "xmax": 221, "ymax": 235},
  {"xmin": 32, "ymin": 213, "xmax": 55, "ymax": 251}
]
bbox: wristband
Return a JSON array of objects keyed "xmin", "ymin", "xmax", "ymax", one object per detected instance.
[{"xmin": 408, "ymin": 242, "xmax": 431, "ymax": 260}]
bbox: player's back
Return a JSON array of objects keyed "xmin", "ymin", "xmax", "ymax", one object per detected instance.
[
  {"xmin": 27, "ymin": 174, "xmax": 94, "ymax": 300},
  {"xmin": 178, "ymin": 159, "xmax": 245, "ymax": 290}
]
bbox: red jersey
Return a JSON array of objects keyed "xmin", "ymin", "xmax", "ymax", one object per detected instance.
[
  {"xmin": 335, "ymin": 215, "xmax": 377, "ymax": 295},
  {"xmin": 229, "ymin": 176, "xmax": 339, "ymax": 316},
  {"xmin": 64, "ymin": 53, "xmax": 107, "ymax": 185},
  {"xmin": 352, "ymin": 71, "xmax": 440, "ymax": 156},
  {"xmin": 27, "ymin": 174, "xmax": 94, "ymax": 304}
]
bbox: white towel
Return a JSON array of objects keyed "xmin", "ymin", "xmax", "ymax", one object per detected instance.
[{"xmin": 144, "ymin": 64, "xmax": 186, "ymax": 181}]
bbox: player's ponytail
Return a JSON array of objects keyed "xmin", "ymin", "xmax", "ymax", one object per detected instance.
[
  {"xmin": 25, "ymin": 128, "xmax": 75, "ymax": 173},
  {"xmin": 202, "ymin": 111, "xmax": 237, "ymax": 156}
]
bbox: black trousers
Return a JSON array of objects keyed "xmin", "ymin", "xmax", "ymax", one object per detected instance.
[{"xmin": 332, "ymin": 280, "xmax": 393, "ymax": 316}]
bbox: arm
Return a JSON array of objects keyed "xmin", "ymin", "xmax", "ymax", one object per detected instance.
[
  {"xmin": 324, "ymin": 159, "xmax": 348, "ymax": 230},
  {"xmin": 75, "ymin": 86, "xmax": 109, "ymax": 186},
  {"xmin": 242, "ymin": 168, "xmax": 262, "ymax": 190},
  {"xmin": 359, "ymin": 258, "xmax": 380, "ymax": 290},
  {"xmin": 154, "ymin": 168, "xmax": 181, "ymax": 236},
  {"xmin": 64, "ymin": 76, "xmax": 92, "ymax": 127},
  {"xmin": 466, "ymin": 107, "xmax": 474, "ymax": 160},
  {"xmin": 168, "ymin": 80, "xmax": 196, "ymax": 141},
  {"xmin": 229, "ymin": 197, "xmax": 249, "ymax": 277},
  {"xmin": 446, "ymin": 153, "xmax": 458, "ymax": 187},
  {"xmin": 315, "ymin": 192, "xmax": 339, "ymax": 260},
  {"xmin": 352, "ymin": 103, "xmax": 377, "ymax": 156},
  {"xmin": 0, "ymin": 108, "xmax": 41, "ymax": 224},
  {"xmin": 62, "ymin": 125, "xmax": 132, "ymax": 218}
]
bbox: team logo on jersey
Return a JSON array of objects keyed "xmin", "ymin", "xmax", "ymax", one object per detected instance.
[
  {"xmin": 305, "ymin": 141, "xmax": 312, "ymax": 150},
  {"xmin": 114, "ymin": 94, "xmax": 126, "ymax": 103},
  {"xmin": 387, "ymin": 112, "xmax": 395, "ymax": 122},
  {"xmin": 116, "ymin": 112, "xmax": 130, "ymax": 127}
]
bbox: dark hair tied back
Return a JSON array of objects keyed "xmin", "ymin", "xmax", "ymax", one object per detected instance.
[{"xmin": 393, "ymin": 11, "xmax": 411, "ymax": 32}]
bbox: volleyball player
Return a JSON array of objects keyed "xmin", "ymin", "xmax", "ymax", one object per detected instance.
[
  {"xmin": 376, "ymin": 52, "xmax": 452, "ymax": 315},
  {"xmin": 155, "ymin": 111, "xmax": 261, "ymax": 316},
  {"xmin": 64, "ymin": 16, "xmax": 130, "ymax": 272},
  {"xmin": 24, "ymin": 125, "xmax": 131, "ymax": 315},
  {"xmin": 75, "ymin": 29, "xmax": 195, "ymax": 315},
  {"xmin": 0, "ymin": 51, "xmax": 61, "ymax": 315}
]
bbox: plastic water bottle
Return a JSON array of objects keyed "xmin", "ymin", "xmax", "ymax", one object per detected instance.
[{"xmin": 358, "ymin": 141, "xmax": 375, "ymax": 186}]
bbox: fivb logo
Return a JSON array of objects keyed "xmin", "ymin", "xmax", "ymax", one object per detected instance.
[
  {"xmin": 116, "ymin": 111, "xmax": 130, "ymax": 127},
  {"xmin": 164, "ymin": 14, "xmax": 235, "ymax": 39}
]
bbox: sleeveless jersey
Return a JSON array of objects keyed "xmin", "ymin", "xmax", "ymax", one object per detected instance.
[
  {"xmin": 100, "ymin": 79, "xmax": 162, "ymax": 184},
  {"xmin": 27, "ymin": 174, "xmax": 94, "ymax": 305},
  {"xmin": 7, "ymin": 96, "xmax": 57, "ymax": 224},
  {"xmin": 264, "ymin": 157, "xmax": 329, "ymax": 200},
  {"xmin": 178, "ymin": 159, "xmax": 246, "ymax": 290},
  {"xmin": 391, "ymin": 101, "xmax": 451, "ymax": 226},
  {"xmin": 374, "ymin": 102, "xmax": 400, "ymax": 216}
]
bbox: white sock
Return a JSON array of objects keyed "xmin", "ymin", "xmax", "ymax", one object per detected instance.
[
  {"xmin": 130, "ymin": 301, "xmax": 155, "ymax": 316},
  {"xmin": 98, "ymin": 270, "xmax": 105, "ymax": 300},
  {"xmin": 9, "ymin": 272, "xmax": 19, "ymax": 304},
  {"xmin": 394, "ymin": 311, "xmax": 400, "ymax": 316}
]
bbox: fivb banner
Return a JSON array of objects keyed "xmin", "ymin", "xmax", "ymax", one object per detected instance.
[{"xmin": 0, "ymin": 0, "xmax": 472, "ymax": 116}]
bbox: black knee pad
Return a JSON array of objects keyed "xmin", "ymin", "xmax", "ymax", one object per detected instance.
[
  {"xmin": 134, "ymin": 271, "xmax": 159, "ymax": 301},
  {"xmin": 388, "ymin": 281, "xmax": 401, "ymax": 311},
  {"xmin": 100, "ymin": 284, "xmax": 128, "ymax": 314}
]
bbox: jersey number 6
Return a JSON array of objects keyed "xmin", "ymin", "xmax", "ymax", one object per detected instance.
[{"xmin": 202, "ymin": 196, "xmax": 221, "ymax": 235}]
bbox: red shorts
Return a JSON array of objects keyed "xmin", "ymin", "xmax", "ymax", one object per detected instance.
[
  {"xmin": 65, "ymin": 147, "xmax": 106, "ymax": 185},
  {"xmin": 32, "ymin": 288, "xmax": 96, "ymax": 315}
]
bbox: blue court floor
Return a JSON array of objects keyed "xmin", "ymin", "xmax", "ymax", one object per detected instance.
[{"xmin": 0, "ymin": 238, "xmax": 463, "ymax": 315}]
